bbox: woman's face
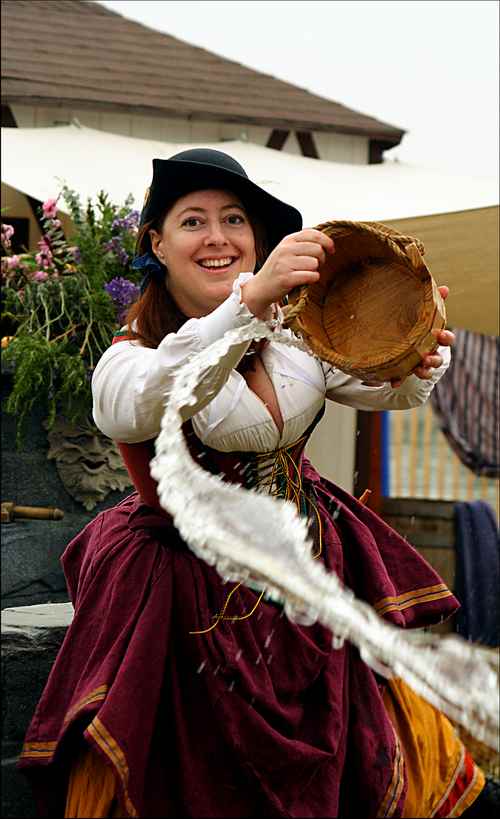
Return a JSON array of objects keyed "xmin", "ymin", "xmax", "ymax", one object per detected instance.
[{"xmin": 150, "ymin": 189, "xmax": 256, "ymax": 318}]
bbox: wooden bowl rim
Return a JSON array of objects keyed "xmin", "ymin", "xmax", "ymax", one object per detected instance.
[{"xmin": 287, "ymin": 220, "xmax": 439, "ymax": 370}]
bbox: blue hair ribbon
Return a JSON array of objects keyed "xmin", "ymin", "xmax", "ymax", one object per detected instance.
[{"xmin": 131, "ymin": 252, "xmax": 164, "ymax": 294}]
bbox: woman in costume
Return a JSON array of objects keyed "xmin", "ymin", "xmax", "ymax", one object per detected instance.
[{"xmin": 19, "ymin": 149, "xmax": 488, "ymax": 818}]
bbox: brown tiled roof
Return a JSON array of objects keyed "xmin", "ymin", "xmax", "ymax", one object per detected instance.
[{"xmin": 1, "ymin": 0, "xmax": 404, "ymax": 144}]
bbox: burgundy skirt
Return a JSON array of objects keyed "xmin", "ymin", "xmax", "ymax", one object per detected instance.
[{"xmin": 18, "ymin": 452, "xmax": 458, "ymax": 818}]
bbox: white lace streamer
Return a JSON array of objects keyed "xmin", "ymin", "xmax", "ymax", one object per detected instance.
[{"xmin": 150, "ymin": 316, "xmax": 499, "ymax": 751}]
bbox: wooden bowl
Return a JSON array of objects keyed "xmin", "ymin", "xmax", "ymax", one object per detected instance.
[{"xmin": 285, "ymin": 220, "xmax": 446, "ymax": 382}]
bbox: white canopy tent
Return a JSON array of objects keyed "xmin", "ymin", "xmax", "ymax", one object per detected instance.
[
  {"xmin": 1, "ymin": 123, "xmax": 497, "ymax": 226},
  {"xmin": 3, "ymin": 123, "xmax": 498, "ymax": 336},
  {"xmin": 2, "ymin": 124, "xmax": 498, "ymax": 492}
]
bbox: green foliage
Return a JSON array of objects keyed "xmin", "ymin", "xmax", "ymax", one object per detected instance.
[{"xmin": 1, "ymin": 188, "xmax": 142, "ymax": 446}]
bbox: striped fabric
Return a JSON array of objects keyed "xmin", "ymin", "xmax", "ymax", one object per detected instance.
[
  {"xmin": 430, "ymin": 329, "xmax": 499, "ymax": 478},
  {"xmin": 374, "ymin": 583, "xmax": 454, "ymax": 618}
]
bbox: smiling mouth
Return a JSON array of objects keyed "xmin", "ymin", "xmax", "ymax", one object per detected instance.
[{"xmin": 197, "ymin": 257, "xmax": 237, "ymax": 270}]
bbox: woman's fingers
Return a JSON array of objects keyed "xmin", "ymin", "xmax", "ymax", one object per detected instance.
[
  {"xmin": 245, "ymin": 229, "xmax": 334, "ymax": 314},
  {"xmin": 291, "ymin": 241, "xmax": 329, "ymax": 260},
  {"xmin": 421, "ymin": 353, "xmax": 443, "ymax": 369},
  {"xmin": 412, "ymin": 352, "xmax": 444, "ymax": 380},
  {"xmin": 287, "ymin": 269, "xmax": 321, "ymax": 286},
  {"xmin": 289, "ymin": 229, "xmax": 335, "ymax": 254},
  {"xmin": 412, "ymin": 366, "xmax": 433, "ymax": 379},
  {"xmin": 431, "ymin": 328, "xmax": 455, "ymax": 346},
  {"xmin": 269, "ymin": 268, "xmax": 320, "ymax": 297},
  {"xmin": 289, "ymin": 255, "xmax": 322, "ymax": 271}
]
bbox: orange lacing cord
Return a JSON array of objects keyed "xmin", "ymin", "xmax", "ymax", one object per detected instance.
[{"xmin": 189, "ymin": 582, "xmax": 266, "ymax": 635}]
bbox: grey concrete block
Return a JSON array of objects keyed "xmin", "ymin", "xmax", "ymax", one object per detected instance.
[
  {"xmin": 1, "ymin": 604, "xmax": 73, "ymax": 818},
  {"xmin": 2, "ymin": 603, "xmax": 73, "ymax": 734}
]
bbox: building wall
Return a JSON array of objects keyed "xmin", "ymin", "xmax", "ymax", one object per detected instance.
[
  {"xmin": 1, "ymin": 183, "xmax": 42, "ymax": 250},
  {"xmin": 305, "ymin": 401, "xmax": 356, "ymax": 493},
  {"xmin": 1, "ymin": 183, "xmax": 74, "ymax": 254},
  {"xmin": 10, "ymin": 105, "xmax": 369, "ymax": 165}
]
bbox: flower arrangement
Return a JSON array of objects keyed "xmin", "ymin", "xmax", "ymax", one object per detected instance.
[{"xmin": 1, "ymin": 188, "xmax": 142, "ymax": 444}]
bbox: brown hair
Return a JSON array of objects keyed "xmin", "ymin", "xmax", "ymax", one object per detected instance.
[{"xmin": 126, "ymin": 203, "xmax": 269, "ymax": 349}]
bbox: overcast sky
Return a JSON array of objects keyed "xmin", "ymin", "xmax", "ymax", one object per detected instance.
[{"xmin": 95, "ymin": 0, "xmax": 499, "ymax": 179}]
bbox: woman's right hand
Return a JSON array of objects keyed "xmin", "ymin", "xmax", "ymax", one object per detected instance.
[{"xmin": 241, "ymin": 229, "xmax": 335, "ymax": 319}]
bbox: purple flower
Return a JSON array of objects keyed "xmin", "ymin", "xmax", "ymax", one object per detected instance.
[
  {"xmin": 104, "ymin": 236, "xmax": 129, "ymax": 266},
  {"xmin": 104, "ymin": 277, "xmax": 140, "ymax": 322},
  {"xmin": 68, "ymin": 246, "xmax": 81, "ymax": 263},
  {"xmin": 111, "ymin": 210, "xmax": 140, "ymax": 232}
]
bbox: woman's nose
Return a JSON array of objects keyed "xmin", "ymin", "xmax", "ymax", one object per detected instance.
[{"xmin": 204, "ymin": 221, "xmax": 228, "ymax": 246}]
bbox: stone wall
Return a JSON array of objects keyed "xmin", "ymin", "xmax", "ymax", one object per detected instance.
[{"xmin": 2, "ymin": 374, "xmax": 131, "ymax": 609}]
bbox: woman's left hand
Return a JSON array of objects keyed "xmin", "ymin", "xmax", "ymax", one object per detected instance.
[
  {"xmin": 363, "ymin": 286, "xmax": 455, "ymax": 388},
  {"xmin": 390, "ymin": 286, "xmax": 454, "ymax": 387}
]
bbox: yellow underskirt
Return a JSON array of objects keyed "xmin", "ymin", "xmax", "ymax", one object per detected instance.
[
  {"xmin": 64, "ymin": 678, "xmax": 486, "ymax": 818},
  {"xmin": 64, "ymin": 744, "xmax": 124, "ymax": 818},
  {"xmin": 383, "ymin": 677, "xmax": 485, "ymax": 817}
]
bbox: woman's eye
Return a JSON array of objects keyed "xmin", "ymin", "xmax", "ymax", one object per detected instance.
[
  {"xmin": 182, "ymin": 217, "xmax": 202, "ymax": 228},
  {"xmin": 226, "ymin": 214, "xmax": 245, "ymax": 225}
]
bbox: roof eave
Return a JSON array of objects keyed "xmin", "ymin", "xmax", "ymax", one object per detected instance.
[{"xmin": 3, "ymin": 95, "xmax": 405, "ymax": 146}]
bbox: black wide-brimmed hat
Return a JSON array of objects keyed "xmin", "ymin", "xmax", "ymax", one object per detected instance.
[{"xmin": 140, "ymin": 148, "xmax": 302, "ymax": 252}]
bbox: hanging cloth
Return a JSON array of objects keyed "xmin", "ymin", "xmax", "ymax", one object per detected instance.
[
  {"xmin": 454, "ymin": 500, "xmax": 500, "ymax": 647},
  {"xmin": 430, "ymin": 329, "xmax": 499, "ymax": 478}
]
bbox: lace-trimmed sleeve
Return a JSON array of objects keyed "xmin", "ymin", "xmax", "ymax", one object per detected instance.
[
  {"xmin": 92, "ymin": 274, "xmax": 256, "ymax": 443},
  {"xmin": 323, "ymin": 346, "xmax": 451, "ymax": 411}
]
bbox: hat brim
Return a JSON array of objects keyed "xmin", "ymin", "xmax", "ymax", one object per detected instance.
[{"xmin": 140, "ymin": 158, "xmax": 302, "ymax": 253}]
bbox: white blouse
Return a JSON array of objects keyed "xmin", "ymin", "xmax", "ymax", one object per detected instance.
[{"xmin": 92, "ymin": 273, "xmax": 450, "ymax": 452}]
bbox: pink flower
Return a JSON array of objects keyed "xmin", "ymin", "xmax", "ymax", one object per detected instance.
[
  {"xmin": 35, "ymin": 252, "xmax": 53, "ymax": 269},
  {"xmin": 37, "ymin": 236, "xmax": 51, "ymax": 252},
  {"xmin": 6, "ymin": 255, "xmax": 20, "ymax": 269},
  {"xmin": 1, "ymin": 223, "xmax": 14, "ymax": 248},
  {"xmin": 33, "ymin": 270, "xmax": 48, "ymax": 282},
  {"xmin": 36, "ymin": 237, "xmax": 54, "ymax": 269},
  {"xmin": 42, "ymin": 198, "xmax": 58, "ymax": 219}
]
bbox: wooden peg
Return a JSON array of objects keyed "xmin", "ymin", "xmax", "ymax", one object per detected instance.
[{"xmin": 1, "ymin": 502, "xmax": 65, "ymax": 523}]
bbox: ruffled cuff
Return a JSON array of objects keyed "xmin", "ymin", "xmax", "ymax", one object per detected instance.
[
  {"xmin": 235, "ymin": 271, "xmax": 284, "ymax": 328},
  {"xmin": 393, "ymin": 344, "xmax": 451, "ymax": 396},
  {"xmin": 232, "ymin": 270, "xmax": 255, "ymax": 299}
]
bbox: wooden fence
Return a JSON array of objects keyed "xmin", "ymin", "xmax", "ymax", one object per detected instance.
[{"xmin": 388, "ymin": 402, "xmax": 498, "ymax": 517}]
